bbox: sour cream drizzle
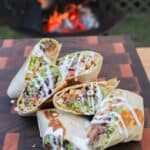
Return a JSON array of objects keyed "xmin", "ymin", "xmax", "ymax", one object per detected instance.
[
  {"xmin": 46, "ymin": 66, "xmax": 54, "ymax": 91},
  {"xmin": 76, "ymin": 83, "xmax": 103, "ymax": 114},
  {"xmin": 78, "ymin": 94, "xmax": 86, "ymax": 112},
  {"xmin": 44, "ymin": 127, "xmax": 64, "ymax": 150},
  {"xmin": 59, "ymin": 54, "xmax": 77, "ymax": 78},
  {"xmin": 91, "ymin": 95, "xmax": 142, "ymax": 140},
  {"xmin": 32, "ymin": 44, "xmax": 44, "ymax": 57},
  {"xmin": 31, "ymin": 78, "xmax": 40, "ymax": 89},
  {"xmin": 75, "ymin": 53, "xmax": 84, "ymax": 78},
  {"xmin": 31, "ymin": 44, "xmax": 48, "ymax": 61},
  {"xmin": 30, "ymin": 66, "xmax": 55, "ymax": 98},
  {"xmin": 37, "ymin": 73, "xmax": 49, "ymax": 96},
  {"xmin": 95, "ymin": 83, "xmax": 102, "ymax": 109}
]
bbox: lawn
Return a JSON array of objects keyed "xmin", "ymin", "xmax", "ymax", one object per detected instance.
[
  {"xmin": 110, "ymin": 13, "xmax": 150, "ymax": 47},
  {"xmin": 0, "ymin": 13, "xmax": 149, "ymax": 46},
  {"xmin": 0, "ymin": 26, "xmax": 27, "ymax": 39}
]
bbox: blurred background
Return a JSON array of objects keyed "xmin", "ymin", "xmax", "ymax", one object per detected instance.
[{"xmin": 0, "ymin": 0, "xmax": 149, "ymax": 46}]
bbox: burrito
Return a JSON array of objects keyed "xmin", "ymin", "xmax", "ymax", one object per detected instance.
[
  {"xmin": 87, "ymin": 89, "xmax": 144, "ymax": 150},
  {"xmin": 53, "ymin": 78, "xmax": 119, "ymax": 115},
  {"xmin": 17, "ymin": 65, "xmax": 63, "ymax": 116},
  {"xmin": 56, "ymin": 51, "xmax": 103, "ymax": 82},
  {"xmin": 37, "ymin": 109, "xmax": 90, "ymax": 150},
  {"xmin": 7, "ymin": 38, "xmax": 62, "ymax": 98}
]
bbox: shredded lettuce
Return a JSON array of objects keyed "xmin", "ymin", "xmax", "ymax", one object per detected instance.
[
  {"xmin": 44, "ymin": 134, "xmax": 50, "ymax": 145},
  {"xmin": 71, "ymin": 101, "xmax": 81, "ymax": 111},
  {"xmin": 71, "ymin": 100, "xmax": 96, "ymax": 113},
  {"xmin": 64, "ymin": 142, "xmax": 75, "ymax": 150},
  {"xmin": 49, "ymin": 65, "xmax": 60, "ymax": 77},
  {"xmin": 28, "ymin": 56, "xmax": 40, "ymax": 71},
  {"xmin": 101, "ymin": 87, "xmax": 109, "ymax": 99},
  {"xmin": 114, "ymin": 106, "xmax": 123, "ymax": 114}
]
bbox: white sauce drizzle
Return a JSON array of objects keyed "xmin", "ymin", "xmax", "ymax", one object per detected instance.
[
  {"xmin": 95, "ymin": 83, "xmax": 102, "ymax": 109},
  {"xmin": 29, "ymin": 65, "xmax": 56, "ymax": 98},
  {"xmin": 91, "ymin": 111, "xmax": 128, "ymax": 139},
  {"xmin": 75, "ymin": 53, "xmax": 84, "ymax": 78},
  {"xmin": 90, "ymin": 95, "xmax": 142, "ymax": 141},
  {"xmin": 44, "ymin": 127, "xmax": 64, "ymax": 150},
  {"xmin": 31, "ymin": 78, "xmax": 40, "ymax": 89},
  {"xmin": 75, "ymin": 83, "xmax": 103, "ymax": 114},
  {"xmin": 90, "ymin": 83, "xmax": 95, "ymax": 113},
  {"xmin": 36, "ymin": 73, "xmax": 49, "ymax": 96},
  {"xmin": 59, "ymin": 54, "xmax": 76, "ymax": 78},
  {"xmin": 46, "ymin": 66, "xmax": 54, "ymax": 91},
  {"xmin": 78, "ymin": 99, "xmax": 86, "ymax": 113},
  {"xmin": 43, "ymin": 55, "xmax": 51, "ymax": 64},
  {"xmin": 32, "ymin": 44, "xmax": 44, "ymax": 57}
]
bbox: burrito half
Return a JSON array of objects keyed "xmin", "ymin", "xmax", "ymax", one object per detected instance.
[
  {"xmin": 53, "ymin": 78, "xmax": 119, "ymax": 115},
  {"xmin": 7, "ymin": 38, "xmax": 62, "ymax": 98},
  {"xmin": 56, "ymin": 51, "xmax": 103, "ymax": 82},
  {"xmin": 87, "ymin": 89, "xmax": 144, "ymax": 150},
  {"xmin": 17, "ymin": 65, "xmax": 63, "ymax": 116}
]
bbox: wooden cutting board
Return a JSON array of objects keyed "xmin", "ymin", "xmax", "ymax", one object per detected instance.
[{"xmin": 0, "ymin": 36, "xmax": 149, "ymax": 150}]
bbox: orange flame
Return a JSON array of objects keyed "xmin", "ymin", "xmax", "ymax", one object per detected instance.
[
  {"xmin": 43, "ymin": 3, "xmax": 87, "ymax": 33},
  {"xmin": 37, "ymin": 0, "xmax": 45, "ymax": 4}
]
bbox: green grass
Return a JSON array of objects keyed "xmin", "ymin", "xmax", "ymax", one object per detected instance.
[
  {"xmin": 0, "ymin": 26, "xmax": 27, "ymax": 39},
  {"xmin": 110, "ymin": 13, "xmax": 150, "ymax": 47}
]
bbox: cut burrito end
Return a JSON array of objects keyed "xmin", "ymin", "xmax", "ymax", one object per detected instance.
[
  {"xmin": 17, "ymin": 65, "xmax": 63, "ymax": 116},
  {"xmin": 57, "ymin": 51, "xmax": 103, "ymax": 82},
  {"xmin": 25, "ymin": 38, "xmax": 62, "ymax": 81},
  {"xmin": 87, "ymin": 89, "xmax": 144, "ymax": 149},
  {"xmin": 53, "ymin": 78, "xmax": 119, "ymax": 115},
  {"xmin": 39, "ymin": 38, "xmax": 62, "ymax": 63},
  {"xmin": 7, "ymin": 38, "xmax": 61, "ymax": 99},
  {"xmin": 25, "ymin": 55, "xmax": 50, "ymax": 81}
]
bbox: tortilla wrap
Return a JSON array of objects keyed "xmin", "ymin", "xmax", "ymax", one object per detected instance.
[
  {"xmin": 37, "ymin": 109, "xmax": 90, "ymax": 150},
  {"xmin": 17, "ymin": 65, "xmax": 64, "ymax": 116},
  {"xmin": 56, "ymin": 51, "xmax": 103, "ymax": 83},
  {"xmin": 53, "ymin": 78, "xmax": 119, "ymax": 115},
  {"xmin": 87, "ymin": 89, "xmax": 144, "ymax": 150},
  {"xmin": 7, "ymin": 38, "xmax": 62, "ymax": 98}
]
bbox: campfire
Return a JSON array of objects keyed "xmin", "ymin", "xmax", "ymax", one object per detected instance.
[{"xmin": 42, "ymin": 1, "xmax": 100, "ymax": 33}]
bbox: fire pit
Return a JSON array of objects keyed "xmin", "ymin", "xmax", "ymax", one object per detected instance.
[
  {"xmin": 5, "ymin": 0, "xmax": 123, "ymax": 36},
  {"xmin": 42, "ymin": 1, "xmax": 100, "ymax": 33}
]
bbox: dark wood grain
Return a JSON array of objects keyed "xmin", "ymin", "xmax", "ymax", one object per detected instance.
[{"xmin": 0, "ymin": 36, "xmax": 149, "ymax": 150}]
